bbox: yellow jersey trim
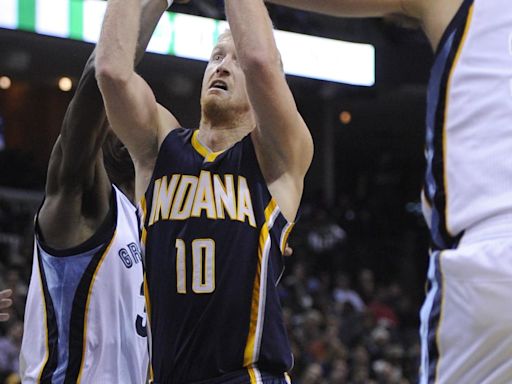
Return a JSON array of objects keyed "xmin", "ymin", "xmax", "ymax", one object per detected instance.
[
  {"xmin": 247, "ymin": 367, "xmax": 258, "ymax": 384},
  {"xmin": 244, "ymin": 199, "xmax": 277, "ymax": 366},
  {"xmin": 280, "ymin": 223, "xmax": 295, "ymax": 254},
  {"xmin": 139, "ymin": 197, "xmax": 148, "ymax": 248},
  {"xmin": 139, "ymin": 196, "xmax": 147, "ymax": 219},
  {"xmin": 143, "ymin": 273, "xmax": 154, "ymax": 382},
  {"xmin": 191, "ymin": 130, "xmax": 225, "ymax": 162}
]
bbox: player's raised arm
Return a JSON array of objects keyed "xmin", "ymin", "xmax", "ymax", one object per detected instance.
[
  {"xmin": 39, "ymin": 0, "xmax": 177, "ymax": 247},
  {"xmin": 265, "ymin": 0, "xmax": 416, "ymax": 18},
  {"xmin": 96, "ymin": 0, "xmax": 181, "ymax": 198},
  {"xmin": 225, "ymin": 0, "xmax": 313, "ymax": 221}
]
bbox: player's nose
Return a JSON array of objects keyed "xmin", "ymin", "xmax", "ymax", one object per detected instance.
[{"xmin": 215, "ymin": 58, "xmax": 232, "ymax": 76}]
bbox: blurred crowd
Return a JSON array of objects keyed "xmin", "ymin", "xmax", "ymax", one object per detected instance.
[
  {"xmin": 274, "ymin": 195, "xmax": 425, "ymax": 383},
  {"xmin": 0, "ymin": 237, "xmax": 29, "ymax": 384},
  {"xmin": 279, "ymin": 262, "xmax": 421, "ymax": 383}
]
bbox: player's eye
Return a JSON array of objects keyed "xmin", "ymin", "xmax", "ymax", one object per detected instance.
[{"xmin": 212, "ymin": 54, "xmax": 223, "ymax": 62}]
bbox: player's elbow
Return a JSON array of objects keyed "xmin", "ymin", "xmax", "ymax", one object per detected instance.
[
  {"xmin": 95, "ymin": 57, "xmax": 131, "ymax": 90},
  {"xmin": 296, "ymin": 131, "xmax": 314, "ymax": 174},
  {"xmin": 241, "ymin": 49, "xmax": 281, "ymax": 77}
]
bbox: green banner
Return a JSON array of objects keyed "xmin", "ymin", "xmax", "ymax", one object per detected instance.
[
  {"xmin": 18, "ymin": 0, "xmax": 36, "ymax": 31},
  {"xmin": 167, "ymin": 12, "xmax": 176, "ymax": 55},
  {"xmin": 69, "ymin": 0, "xmax": 84, "ymax": 40}
]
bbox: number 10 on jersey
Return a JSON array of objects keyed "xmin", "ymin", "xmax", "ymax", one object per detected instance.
[{"xmin": 175, "ymin": 238, "xmax": 216, "ymax": 294}]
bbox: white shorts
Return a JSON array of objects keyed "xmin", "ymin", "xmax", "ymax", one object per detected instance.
[{"xmin": 420, "ymin": 217, "xmax": 512, "ymax": 384}]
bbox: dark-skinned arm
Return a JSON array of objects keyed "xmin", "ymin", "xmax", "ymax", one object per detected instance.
[{"xmin": 38, "ymin": 0, "xmax": 175, "ymax": 249}]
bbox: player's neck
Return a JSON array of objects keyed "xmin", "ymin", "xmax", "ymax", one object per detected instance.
[{"xmin": 198, "ymin": 114, "xmax": 255, "ymax": 152}]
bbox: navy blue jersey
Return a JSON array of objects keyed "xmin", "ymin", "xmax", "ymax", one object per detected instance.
[{"xmin": 139, "ymin": 128, "xmax": 294, "ymax": 384}]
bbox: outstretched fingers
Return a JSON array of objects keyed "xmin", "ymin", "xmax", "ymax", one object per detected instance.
[{"xmin": 0, "ymin": 289, "xmax": 13, "ymax": 322}]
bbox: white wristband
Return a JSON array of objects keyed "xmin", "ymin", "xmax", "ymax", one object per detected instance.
[{"xmin": 167, "ymin": 0, "xmax": 174, "ymax": 8}]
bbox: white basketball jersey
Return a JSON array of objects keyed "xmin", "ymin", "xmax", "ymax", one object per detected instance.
[
  {"xmin": 20, "ymin": 186, "xmax": 148, "ymax": 383},
  {"xmin": 422, "ymin": 0, "xmax": 512, "ymax": 249}
]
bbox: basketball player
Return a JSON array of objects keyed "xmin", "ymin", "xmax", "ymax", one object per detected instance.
[
  {"xmin": 19, "ymin": 0, "xmax": 189, "ymax": 382},
  {"xmin": 96, "ymin": 0, "xmax": 313, "ymax": 382},
  {"xmin": 267, "ymin": 0, "xmax": 512, "ymax": 383},
  {"xmin": 0, "ymin": 288, "xmax": 12, "ymax": 321}
]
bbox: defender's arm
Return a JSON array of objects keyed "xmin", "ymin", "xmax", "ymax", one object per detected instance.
[{"xmin": 39, "ymin": 0, "xmax": 174, "ymax": 247}]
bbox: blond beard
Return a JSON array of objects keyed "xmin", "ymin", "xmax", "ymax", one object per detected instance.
[{"xmin": 202, "ymin": 96, "xmax": 252, "ymax": 127}]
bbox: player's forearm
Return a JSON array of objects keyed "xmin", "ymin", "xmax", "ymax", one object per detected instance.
[
  {"xmin": 225, "ymin": 0, "xmax": 281, "ymax": 72},
  {"xmin": 265, "ymin": 0, "xmax": 356, "ymax": 16},
  {"xmin": 265, "ymin": 0, "xmax": 404, "ymax": 18},
  {"xmin": 96, "ymin": 0, "xmax": 142, "ymax": 84}
]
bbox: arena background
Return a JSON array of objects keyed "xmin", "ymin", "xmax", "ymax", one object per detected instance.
[{"xmin": 0, "ymin": 1, "xmax": 434, "ymax": 382}]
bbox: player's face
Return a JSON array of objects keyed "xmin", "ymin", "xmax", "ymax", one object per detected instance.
[{"xmin": 200, "ymin": 33, "xmax": 251, "ymax": 115}]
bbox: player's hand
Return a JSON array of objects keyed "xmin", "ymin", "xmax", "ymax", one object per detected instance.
[{"xmin": 0, "ymin": 289, "xmax": 13, "ymax": 322}]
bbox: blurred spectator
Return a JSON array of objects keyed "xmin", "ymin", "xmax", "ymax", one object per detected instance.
[
  {"xmin": 300, "ymin": 363, "xmax": 324, "ymax": 384},
  {"xmin": 333, "ymin": 273, "xmax": 365, "ymax": 313},
  {"xmin": 0, "ymin": 321, "xmax": 22, "ymax": 381},
  {"xmin": 307, "ymin": 209, "xmax": 346, "ymax": 254},
  {"xmin": 368, "ymin": 287, "xmax": 400, "ymax": 328},
  {"xmin": 357, "ymin": 268, "xmax": 376, "ymax": 303},
  {"xmin": 4, "ymin": 373, "xmax": 21, "ymax": 384},
  {"xmin": 328, "ymin": 358, "xmax": 349, "ymax": 383}
]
